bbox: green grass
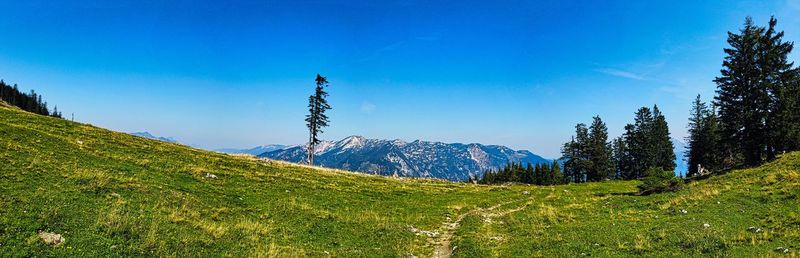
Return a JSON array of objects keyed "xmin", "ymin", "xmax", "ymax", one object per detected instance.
[
  {"xmin": 1, "ymin": 102, "xmax": 798, "ymax": 257},
  {"xmin": 450, "ymin": 154, "xmax": 800, "ymax": 257}
]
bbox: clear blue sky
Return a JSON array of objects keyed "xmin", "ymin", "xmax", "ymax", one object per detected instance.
[{"xmin": 1, "ymin": 1, "xmax": 798, "ymax": 158}]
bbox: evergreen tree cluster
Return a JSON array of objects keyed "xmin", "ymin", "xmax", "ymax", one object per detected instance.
[
  {"xmin": 685, "ymin": 95, "xmax": 722, "ymax": 177},
  {"xmin": 478, "ymin": 161, "xmax": 565, "ymax": 185},
  {"xmin": 613, "ymin": 106, "xmax": 676, "ymax": 180},
  {"xmin": 710, "ymin": 17, "xmax": 800, "ymax": 168},
  {"xmin": 0, "ymin": 80, "xmax": 62, "ymax": 118},
  {"xmin": 560, "ymin": 116, "xmax": 615, "ymax": 183},
  {"xmin": 685, "ymin": 17, "xmax": 800, "ymax": 176}
]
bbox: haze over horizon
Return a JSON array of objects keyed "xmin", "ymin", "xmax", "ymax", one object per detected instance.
[{"xmin": 1, "ymin": 0, "xmax": 799, "ymax": 158}]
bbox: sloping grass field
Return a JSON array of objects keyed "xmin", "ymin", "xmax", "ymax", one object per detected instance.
[{"xmin": 1, "ymin": 102, "xmax": 798, "ymax": 257}]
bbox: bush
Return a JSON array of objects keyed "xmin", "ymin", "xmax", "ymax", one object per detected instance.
[{"xmin": 638, "ymin": 167, "xmax": 684, "ymax": 195}]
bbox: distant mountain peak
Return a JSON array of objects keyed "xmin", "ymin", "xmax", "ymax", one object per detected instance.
[
  {"xmin": 130, "ymin": 131, "xmax": 177, "ymax": 143},
  {"xmin": 338, "ymin": 135, "xmax": 365, "ymax": 149},
  {"xmin": 261, "ymin": 136, "xmax": 550, "ymax": 181}
]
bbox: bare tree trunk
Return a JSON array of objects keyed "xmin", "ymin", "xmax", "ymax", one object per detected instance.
[{"xmin": 307, "ymin": 129, "xmax": 314, "ymax": 166}]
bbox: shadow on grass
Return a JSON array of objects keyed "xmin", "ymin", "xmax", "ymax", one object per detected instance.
[{"xmin": 593, "ymin": 191, "xmax": 639, "ymax": 197}]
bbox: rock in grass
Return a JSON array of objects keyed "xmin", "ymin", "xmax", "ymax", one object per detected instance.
[
  {"xmin": 703, "ymin": 223, "xmax": 710, "ymax": 228},
  {"xmin": 407, "ymin": 226, "xmax": 439, "ymax": 238},
  {"xmin": 522, "ymin": 191, "xmax": 530, "ymax": 195},
  {"xmin": 205, "ymin": 173, "xmax": 218, "ymax": 179},
  {"xmin": 38, "ymin": 231, "xmax": 64, "ymax": 246},
  {"xmin": 748, "ymin": 226, "xmax": 762, "ymax": 233}
]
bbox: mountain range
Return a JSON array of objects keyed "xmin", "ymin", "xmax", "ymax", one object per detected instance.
[
  {"xmin": 215, "ymin": 145, "xmax": 289, "ymax": 156},
  {"xmin": 130, "ymin": 132, "xmax": 177, "ymax": 143},
  {"xmin": 131, "ymin": 131, "xmax": 689, "ymax": 179},
  {"xmin": 259, "ymin": 135, "xmax": 550, "ymax": 181}
]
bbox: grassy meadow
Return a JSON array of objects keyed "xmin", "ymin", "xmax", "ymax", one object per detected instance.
[{"xmin": 1, "ymin": 102, "xmax": 798, "ymax": 257}]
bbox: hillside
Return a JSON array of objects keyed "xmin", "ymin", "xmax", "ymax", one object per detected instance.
[{"xmin": 1, "ymin": 103, "xmax": 798, "ymax": 257}]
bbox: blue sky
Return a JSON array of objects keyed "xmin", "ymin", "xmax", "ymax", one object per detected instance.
[{"xmin": 1, "ymin": 0, "xmax": 798, "ymax": 158}]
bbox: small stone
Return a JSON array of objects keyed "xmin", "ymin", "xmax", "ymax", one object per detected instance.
[
  {"xmin": 680, "ymin": 209, "xmax": 688, "ymax": 214},
  {"xmin": 703, "ymin": 223, "xmax": 710, "ymax": 228},
  {"xmin": 522, "ymin": 191, "xmax": 530, "ymax": 195},
  {"xmin": 76, "ymin": 140, "xmax": 83, "ymax": 145},
  {"xmin": 110, "ymin": 192, "xmax": 121, "ymax": 198},
  {"xmin": 38, "ymin": 231, "xmax": 65, "ymax": 246},
  {"xmin": 205, "ymin": 173, "xmax": 218, "ymax": 179},
  {"xmin": 747, "ymin": 226, "xmax": 762, "ymax": 233}
]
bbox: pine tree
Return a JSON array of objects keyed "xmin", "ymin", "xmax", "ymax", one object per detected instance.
[
  {"xmin": 561, "ymin": 137, "xmax": 579, "ymax": 183},
  {"xmin": 629, "ymin": 107, "xmax": 654, "ymax": 178},
  {"xmin": 550, "ymin": 160, "xmax": 564, "ymax": 184},
  {"xmin": 686, "ymin": 95, "xmax": 725, "ymax": 176},
  {"xmin": 614, "ymin": 106, "xmax": 677, "ymax": 179},
  {"xmin": 561, "ymin": 124, "xmax": 591, "ymax": 183},
  {"xmin": 686, "ymin": 95, "xmax": 708, "ymax": 177},
  {"xmin": 777, "ymin": 71, "xmax": 800, "ymax": 152},
  {"xmin": 305, "ymin": 74, "xmax": 332, "ymax": 166},
  {"xmin": 612, "ymin": 136, "xmax": 629, "ymax": 179},
  {"xmin": 587, "ymin": 116, "xmax": 614, "ymax": 181},
  {"xmin": 761, "ymin": 17, "xmax": 800, "ymax": 156},
  {"xmin": 574, "ymin": 123, "xmax": 591, "ymax": 183},
  {"xmin": 714, "ymin": 17, "xmax": 768, "ymax": 166},
  {"xmin": 651, "ymin": 105, "xmax": 676, "ymax": 172}
]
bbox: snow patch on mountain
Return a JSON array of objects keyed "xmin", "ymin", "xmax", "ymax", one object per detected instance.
[{"xmin": 261, "ymin": 135, "xmax": 550, "ymax": 181}]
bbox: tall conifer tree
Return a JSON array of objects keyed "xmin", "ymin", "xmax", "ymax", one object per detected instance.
[
  {"xmin": 651, "ymin": 105, "xmax": 676, "ymax": 172},
  {"xmin": 587, "ymin": 116, "xmax": 614, "ymax": 181},
  {"xmin": 305, "ymin": 74, "xmax": 332, "ymax": 166}
]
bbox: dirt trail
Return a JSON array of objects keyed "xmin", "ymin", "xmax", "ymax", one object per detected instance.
[{"xmin": 431, "ymin": 197, "xmax": 532, "ymax": 258}]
